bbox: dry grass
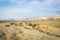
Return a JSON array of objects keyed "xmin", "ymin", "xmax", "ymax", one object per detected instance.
[{"xmin": 0, "ymin": 20, "xmax": 60, "ymax": 40}]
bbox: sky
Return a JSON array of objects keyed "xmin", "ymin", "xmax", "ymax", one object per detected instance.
[{"xmin": 0, "ymin": 0, "xmax": 60, "ymax": 20}]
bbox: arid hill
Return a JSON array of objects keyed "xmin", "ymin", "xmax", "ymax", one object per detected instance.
[{"xmin": 0, "ymin": 16, "xmax": 60, "ymax": 40}]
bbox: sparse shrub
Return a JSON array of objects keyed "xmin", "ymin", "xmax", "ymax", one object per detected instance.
[
  {"xmin": 0, "ymin": 31, "xmax": 6, "ymax": 40},
  {"xmin": 10, "ymin": 23, "xmax": 15, "ymax": 25},
  {"xmin": 14, "ymin": 24, "xmax": 18, "ymax": 26},
  {"xmin": 5, "ymin": 25, "xmax": 10, "ymax": 27},
  {"xmin": 55, "ymin": 35, "xmax": 60, "ymax": 37},
  {"xmin": 10, "ymin": 23, "xmax": 18, "ymax": 26},
  {"xmin": 0, "ymin": 31, "xmax": 5, "ymax": 37},
  {"xmin": 33, "ymin": 24, "xmax": 36, "ymax": 27},
  {"xmin": 19, "ymin": 23, "xmax": 23, "ymax": 26},
  {"xmin": 29, "ymin": 23, "xmax": 33, "ymax": 26}
]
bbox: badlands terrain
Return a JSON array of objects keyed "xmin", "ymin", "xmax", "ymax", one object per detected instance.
[{"xmin": 0, "ymin": 16, "xmax": 60, "ymax": 40}]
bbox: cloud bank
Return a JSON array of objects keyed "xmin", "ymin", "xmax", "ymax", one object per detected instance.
[{"xmin": 0, "ymin": 0, "xmax": 60, "ymax": 20}]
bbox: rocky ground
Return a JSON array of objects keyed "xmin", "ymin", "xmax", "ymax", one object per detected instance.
[{"xmin": 0, "ymin": 20, "xmax": 60, "ymax": 40}]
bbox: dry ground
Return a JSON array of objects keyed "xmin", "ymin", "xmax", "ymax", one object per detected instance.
[{"xmin": 0, "ymin": 20, "xmax": 60, "ymax": 40}]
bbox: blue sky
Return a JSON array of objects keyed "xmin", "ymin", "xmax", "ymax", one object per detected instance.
[{"xmin": 0, "ymin": 0, "xmax": 60, "ymax": 20}]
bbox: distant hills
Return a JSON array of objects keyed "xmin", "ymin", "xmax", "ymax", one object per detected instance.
[
  {"xmin": 0, "ymin": 15, "xmax": 60, "ymax": 21},
  {"xmin": 27, "ymin": 15, "xmax": 60, "ymax": 20}
]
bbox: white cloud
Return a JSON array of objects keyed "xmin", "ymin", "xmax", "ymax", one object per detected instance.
[
  {"xmin": 44, "ymin": 0, "xmax": 60, "ymax": 6},
  {"xmin": 9, "ymin": 0, "xmax": 26, "ymax": 5},
  {"xmin": 0, "ymin": 0, "xmax": 60, "ymax": 20},
  {"xmin": 0, "ymin": 7, "xmax": 36, "ymax": 20},
  {"xmin": 30, "ymin": 1, "xmax": 42, "ymax": 5},
  {"xmin": 2, "ymin": 0, "xmax": 59, "ymax": 14},
  {"xmin": 0, "ymin": 0, "xmax": 60, "ymax": 13},
  {"xmin": 2, "ymin": 7, "xmax": 35, "ymax": 14},
  {"xmin": 0, "ymin": 0, "xmax": 5, "ymax": 1}
]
